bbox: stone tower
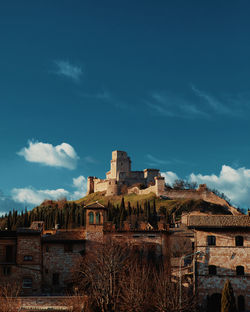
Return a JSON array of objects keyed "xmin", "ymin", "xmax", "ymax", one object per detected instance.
[
  {"xmin": 106, "ymin": 151, "xmax": 131, "ymax": 181},
  {"xmin": 84, "ymin": 202, "xmax": 107, "ymax": 250}
]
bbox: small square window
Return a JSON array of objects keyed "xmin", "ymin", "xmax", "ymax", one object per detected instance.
[
  {"xmin": 53, "ymin": 273, "xmax": 60, "ymax": 285},
  {"xmin": 236, "ymin": 266, "xmax": 244, "ymax": 276},
  {"xmin": 64, "ymin": 244, "xmax": 73, "ymax": 252},
  {"xmin": 207, "ymin": 236, "xmax": 216, "ymax": 246},
  {"xmin": 23, "ymin": 255, "xmax": 33, "ymax": 261},
  {"xmin": 208, "ymin": 265, "xmax": 217, "ymax": 275},
  {"xmin": 3, "ymin": 266, "xmax": 11, "ymax": 276},
  {"xmin": 235, "ymin": 236, "xmax": 244, "ymax": 246},
  {"xmin": 22, "ymin": 278, "xmax": 32, "ymax": 288}
]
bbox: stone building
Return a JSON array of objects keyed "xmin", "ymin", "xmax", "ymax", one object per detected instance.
[
  {"xmin": 188, "ymin": 215, "xmax": 250, "ymax": 312},
  {"xmin": 87, "ymin": 150, "xmax": 162, "ymax": 196},
  {"xmin": 0, "ymin": 202, "xmax": 169, "ymax": 295},
  {"xmin": 86, "ymin": 151, "xmax": 240, "ymax": 216},
  {"xmin": 0, "ymin": 221, "xmax": 43, "ymax": 295}
]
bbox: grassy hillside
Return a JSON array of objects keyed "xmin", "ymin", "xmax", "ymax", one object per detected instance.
[{"xmin": 75, "ymin": 191, "xmax": 231, "ymax": 216}]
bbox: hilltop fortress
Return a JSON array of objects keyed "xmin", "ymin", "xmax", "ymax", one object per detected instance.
[
  {"xmin": 87, "ymin": 151, "xmax": 240, "ymax": 215},
  {"xmin": 87, "ymin": 150, "xmax": 165, "ymax": 196}
]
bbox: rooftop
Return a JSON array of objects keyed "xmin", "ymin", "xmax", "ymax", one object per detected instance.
[
  {"xmin": 188, "ymin": 215, "xmax": 250, "ymax": 229},
  {"xmin": 42, "ymin": 230, "xmax": 85, "ymax": 242}
]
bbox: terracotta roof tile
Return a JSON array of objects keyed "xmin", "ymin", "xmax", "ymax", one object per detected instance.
[
  {"xmin": 188, "ymin": 215, "xmax": 250, "ymax": 228},
  {"xmin": 42, "ymin": 230, "xmax": 85, "ymax": 242}
]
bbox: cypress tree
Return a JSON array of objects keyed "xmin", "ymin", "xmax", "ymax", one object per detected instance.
[
  {"xmin": 128, "ymin": 201, "xmax": 132, "ymax": 216},
  {"xmin": 221, "ymin": 279, "xmax": 237, "ymax": 312},
  {"xmin": 136, "ymin": 202, "xmax": 140, "ymax": 217}
]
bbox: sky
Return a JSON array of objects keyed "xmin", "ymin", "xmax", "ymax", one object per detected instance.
[{"xmin": 1, "ymin": 0, "xmax": 250, "ymax": 213}]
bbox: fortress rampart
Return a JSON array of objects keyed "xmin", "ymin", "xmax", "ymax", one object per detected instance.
[
  {"xmin": 87, "ymin": 151, "xmax": 161, "ymax": 196},
  {"xmin": 86, "ymin": 151, "xmax": 240, "ymax": 215}
]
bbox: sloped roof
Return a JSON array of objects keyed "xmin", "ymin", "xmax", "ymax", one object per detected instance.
[
  {"xmin": 188, "ymin": 215, "xmax": 250, "ymax": 229},
  {"xmin": 84, "ymin": 201, "xmax": 106, "ymax": 209},
  {"xmin": 17, "ymin": 228, "xmax": 42, "ymax": 235},
  {"xmin": 42, "ymin": 230, "xmax": 85, "ymax": 242}
]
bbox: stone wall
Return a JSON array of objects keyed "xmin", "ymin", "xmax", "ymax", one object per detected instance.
[
  {"xmin": 42, "ymin": 242, "xmax": 85, "ymax": 293},
  {"xmin": 195, "ymin": 229, "xmax": 250, "ymax": 310},
  {"xmin": 17, "ymin": 234, "xmax": 43, "ymax": 295}
]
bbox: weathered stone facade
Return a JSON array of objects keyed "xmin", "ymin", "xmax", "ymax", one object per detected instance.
[
  {"xmin": 0, "ymin": 202, "xmax": 170, "ymax": 297},
  {"xmin": 188, "ymin": 215, "xmax": 250, "ymax": 312},
  {"xmin": 86, "ymin": 151, "xmax": 240, "ymax": 216},
  {"xmin": 87, "ymin": 150, "xmax": 161, "ymax": 196}
]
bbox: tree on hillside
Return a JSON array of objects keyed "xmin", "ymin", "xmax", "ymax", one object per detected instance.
[
  {"xmin": 221, "ymin": 279, "xmax": 237, "ymax": 312},
  {"xmin": 173, "ymin": 179, "xmax": 186, "ymax": 190}
]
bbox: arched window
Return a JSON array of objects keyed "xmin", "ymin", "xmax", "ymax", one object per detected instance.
[
  {"xmin": 208, "ymin": 265, "xmax": 217, "ymax": 275},
  {"xmin": 238, "ymin": 295, "xmax": 245, "ymax": 312},
  {"xmin": 96, "ymin": 212, "xmax": 100, "ymax": 225},
  {"xmin": 207, "ymin": 235, "xmax": 216, "ymax": 246},
  {"xmin": 236, "ymin": 266, "xmax": 244, "ymax": 276},
  {"xmin": 235, "ymin": 236, "xmax": 244, "ymax": 246},
  {"xmin": 89, "ymin": 212, "xmax": 94, "ymax": 224}
]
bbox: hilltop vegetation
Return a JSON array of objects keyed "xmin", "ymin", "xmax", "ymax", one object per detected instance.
[{"xmin": 0, "ymin": 192, "xmax": 231, "ymax": 231}]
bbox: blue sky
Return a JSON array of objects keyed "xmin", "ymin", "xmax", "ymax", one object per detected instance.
[{"xmin": 1, "ymin": 0, "xmax": 250, "ymax": 212}]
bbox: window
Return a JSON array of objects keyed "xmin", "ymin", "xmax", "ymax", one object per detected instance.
[
  {"xmin": 53, "ymin": 273, "xmax": 60, "ymax": 285},
  {"xmin": 22, "ymin": 278, "xmax": 32, "ymax": 288},
  {"xmin": 23, "ymin": 255, "xmax": 33, "ymax": 261},
  {"xmin": 3, "ymin": 266, "xmax": 11, "ymax": 276},
  {"xmin": 235, "ymin": 236, "xmax": 244, "ymax": 246},
  {"xmin": 5, "ymin": 245, "xmax": 14, "ymax": 262},
  {"xmin": 64, "ymin": 243, "xmax": 73, "ymax": 252},
  {"xmin": 238, "ymin": 295, "xmax": 245, "ymax": 312},
  {"xmin": 208, "ymin": 265, "xmax": 217, "ymax": 275},
  {"xmin": 236, "ymin": 266, "xmax": 244, "ymax": 276},
  {"xmin": 45, "ymin": 245, "xmax": 49, "ymax": 252},
  {"xmin": 96, "ymin": 212, "xmax": 100, "ymax": 225},
  {"xmin": 89, "ymin": 212, "xmax": 94, "ymax": 224},
  {"xmin": 207, "ymin": 235, "xmax": 216, "ymax": 246}
]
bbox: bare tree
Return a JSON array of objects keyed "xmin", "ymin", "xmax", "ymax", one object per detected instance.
[
  {"xmin": 119, "ymin": 263, "xmax": 152, "ymax": 312},
  {"xmin": 0, "ymin": 282, "xmax": 21, "ymax": 312},
  {"xmin": 152, "ymin": 265, "xmax": 196, "ymax": 312},
  {"xmin": 75, "ymin": 240, "xmax": 130, "ymax": 312}
]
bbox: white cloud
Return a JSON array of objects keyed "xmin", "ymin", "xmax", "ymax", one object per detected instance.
[
  {"xmin": 161, "ymin": 171, "xmax": 179, "ymax": 186},
  {"xmin": 0, "ymin": 190, "xmax": 24, "ymax": 214},
  {"xmin": 12, "ymin": 188, "xmax": 69, "ymax": 206},
  {"xmin": 146, "ymin": 154, "xmax": 171, "ymax": 166},
  {"xmin": 18, "ymin": 141, "xmax": 79, "ymax": 170},
  {"xmin": 71, "ymin": 175, "xmax": 87, "ymax": 200},
  {"xmin": 147, "ymin": 92, "xmax": 209, "ymax": 119},
  {"xmin": 54, "ymin": 60, "xmax": 82, "ymax": 81},
  {"xmin": 11, "ymin": 175, "xmax": 87, "ymax": 206},
  {"xmin": 189, "ymin": 165, "xmax": 250, "ymax": 208}
]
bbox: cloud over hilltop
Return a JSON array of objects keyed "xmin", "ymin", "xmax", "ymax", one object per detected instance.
[
  {"xmin": 18, "ymin": 141, "xmax": 79, "ymax": 170},
  {"xmin": 189, "ymin": 165, "xmax": 250, "ymax": 209},
  {"xmin": 161, "ymin": 165, "xmax": 250, "ymax": 209},
  {"xmin": 12, "ymin": 175, "xmax": 87, "ymax": 206}
]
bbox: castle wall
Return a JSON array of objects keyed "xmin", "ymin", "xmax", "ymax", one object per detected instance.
[
  {"xmin": 87, "ymin": 151, "xmax": 164, "ymax": 196},
  {"xmin": 144, "ymin": 169, "xmax": 160, "ymax": 184},
  {"xmin": 128, "ymin": 184, "xmax": 157, "ymax": 195},
  {"xmin": 93, "ymin": 179, "xmax": 109, "ymax": 193}
]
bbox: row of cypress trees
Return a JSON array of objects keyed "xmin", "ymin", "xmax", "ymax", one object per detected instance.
[{"xmin": 0, "ymin": 198, "xmax": 162, "ymax": 231}]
